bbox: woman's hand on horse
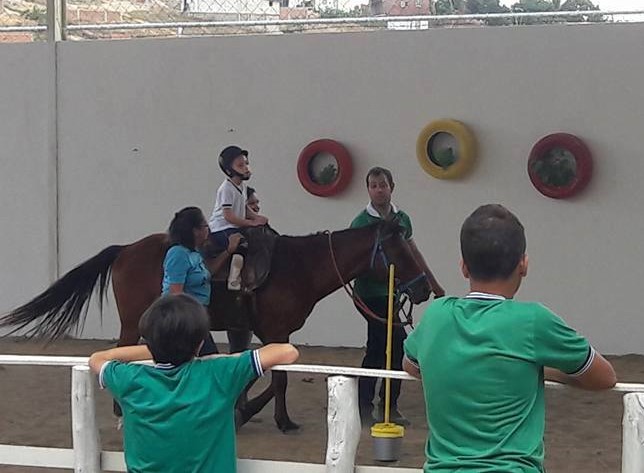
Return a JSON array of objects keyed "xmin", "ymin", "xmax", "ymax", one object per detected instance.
[{"xmin": 226, "ymin": 234, "xmax": 244, "ymax": 253}]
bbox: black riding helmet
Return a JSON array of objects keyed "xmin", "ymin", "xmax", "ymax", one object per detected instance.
[{"xmin": 219, "ymin": 145, "xmax": 249, "ymax": 179}]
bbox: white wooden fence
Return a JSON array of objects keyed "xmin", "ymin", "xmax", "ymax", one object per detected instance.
[{"xmin": 1, "ymin": 355, "xmax": 644, "ymax": 473}]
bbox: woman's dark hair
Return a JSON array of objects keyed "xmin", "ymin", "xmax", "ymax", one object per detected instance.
[
  {"xmin": 365, "ymin": 167, "xmax": 395, "ymax": 189},
  {"xmin": 460, "ymin": 204, "xmax": 526, "ymax": 281},
  {"xmin": 168, "ymin": 207, "xmax": 206, "ymax": 250},
  {"xmin": 139, "ymin": 294, "xmax": 210, "ymax": 366}
]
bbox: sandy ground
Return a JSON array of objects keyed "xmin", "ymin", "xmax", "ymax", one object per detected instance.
[{"xmin": 0, "ymin": 338, "xmax": 642, "ymax": 472}]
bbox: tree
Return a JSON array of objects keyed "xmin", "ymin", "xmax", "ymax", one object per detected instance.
[
  {"xmin": 466, "ymin": 0, "xmax": 510, "ymax": 14},
  {"xmin": 512, "ymin": 0, "xmax": 555, "ymax": 12},
  {"xmin": 511, "ymin": 0, "xmax": 601, "ymax": 23},
  {"xmin": 561, "ymin": 0, "xmax": 599, "ymax": 10},
  {"xmin": 435, "ymin": 0, "xmax": 456, "ymax": 14}
]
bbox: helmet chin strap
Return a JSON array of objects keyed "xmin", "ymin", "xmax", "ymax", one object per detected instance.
[{"xmin": 226, "ymin": 169, "xmax": 250, "ymax": 180}]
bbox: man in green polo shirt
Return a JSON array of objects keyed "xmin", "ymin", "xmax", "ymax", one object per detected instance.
[
  {"xmin": 351, "ymin": 166, "xmax": 444, "ymax": 425},
  {"xmin": 404, "ymin": 204, "xmax": 616, "ymax": 472},
  {"xmin": 89, "ymin": 294, "xmax": 299, "ymax": 473}
]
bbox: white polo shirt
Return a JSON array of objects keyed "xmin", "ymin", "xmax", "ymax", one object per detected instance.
[{"xmin": 209, "ymin": 179, "xmax": 247, "ymax": 232}]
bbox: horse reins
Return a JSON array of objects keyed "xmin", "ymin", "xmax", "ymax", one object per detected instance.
[{"xmin": 326, "ymin": 230, "xmax": 414, "ymax": 328}]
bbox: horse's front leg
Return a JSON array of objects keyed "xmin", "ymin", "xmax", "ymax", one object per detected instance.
[{"xmin": 272, "ymin": 370, "xmax": 299, "ymax": 432}]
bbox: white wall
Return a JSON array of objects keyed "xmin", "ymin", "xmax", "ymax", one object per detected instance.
[
  {"xmin": 2, "ymin": 23, "xmax": 644, "ymax": 353},
  {"xmin": 0, "ymin": 43, "xmax": 54, "ymax": 318}
]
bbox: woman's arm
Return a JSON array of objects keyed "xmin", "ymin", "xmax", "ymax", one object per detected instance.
[
  {"xmin": 168, "ymin": 283, "xmax": 184, "ymax": 294},
  {"xmin": 204, "ymin": 234, "xmax": 243, "ymax": 274}
]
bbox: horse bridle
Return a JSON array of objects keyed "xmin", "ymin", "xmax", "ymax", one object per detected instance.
[{"xmin": 327, "ymin": 228, "xmax": 425, "ymax": 328}]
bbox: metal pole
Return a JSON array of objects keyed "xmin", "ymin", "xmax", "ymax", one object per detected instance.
[
  {"xmin": 383, "ymin": 264, "xmax": 395, "ymax": 424},
  {"xmin": 46, "ymin": 0, "xmax": 66, "ymax": 41}
]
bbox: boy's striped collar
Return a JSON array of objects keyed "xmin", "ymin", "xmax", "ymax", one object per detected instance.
[{"xmin": 466, "ymin": 291, "xmax": 506, "ymax": 301}]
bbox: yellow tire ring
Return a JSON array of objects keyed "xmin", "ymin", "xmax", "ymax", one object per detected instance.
[{"xmin": 416, "ymin": 119, "xmax": 476, "ymax": 179}]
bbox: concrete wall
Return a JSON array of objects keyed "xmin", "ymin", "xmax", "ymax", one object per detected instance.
[
  {"xmin": 0, "ymin": 43, "xmax": 54, "ymax": 318},
  {"xmin": 2, "ymin": 23, "xmax": 644, "ymax": 353}
]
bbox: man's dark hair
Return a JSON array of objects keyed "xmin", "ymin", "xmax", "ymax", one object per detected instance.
[
  {"xmin": 168, "ymin": 207, "xmax": 205, "ymax": 250},
  {"xmin": 139, "ymin": 294, "xmax": 209, "ymax": 366},
  {"xmin": 460, "ymin": 204, "xmax": 526, "ymax": 281},
  {"xmin": 365, "ymin": 167, "xmax": 394, "ymax": 189}
]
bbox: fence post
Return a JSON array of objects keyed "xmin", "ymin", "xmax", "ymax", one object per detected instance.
[
  {"xmin": 46, "ymin": 0, "xmax": 66, "ymax": 41},
  {"xmin": 325, "ymin": 375, "xmax": 360, "ymax": 473},
  {"xmin": 622, "ymin": 392, "xmax": 644, "ymax": 473},
  {"xmin": 71, "ymin": 365, "xmax": 101, "ymax": 473}
]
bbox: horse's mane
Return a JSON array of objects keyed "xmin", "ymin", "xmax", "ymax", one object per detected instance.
[{"xmin": 270, "ymin": 223, "xmax": 382, "ymax": 259}]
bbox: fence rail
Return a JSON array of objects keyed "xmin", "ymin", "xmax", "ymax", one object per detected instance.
[
  {"xmin": 2, "ymin": 354, "xmax": 644, "ymax": 391},
  {"xmin": 2, "ymin": 2, "xmax": 644, "ymax": 41},
  {"xmin": 1, "ymin": 355, "xmax": 644, "ymax": 473}
]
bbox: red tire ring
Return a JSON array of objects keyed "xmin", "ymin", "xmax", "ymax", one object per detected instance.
[
  {"xmin": 297, "ymin": 139, "xmax": 354, "ymax": 197},
  {"xmin": 528, "ymin": 133, "xmax": 593, "ymax": 199}
]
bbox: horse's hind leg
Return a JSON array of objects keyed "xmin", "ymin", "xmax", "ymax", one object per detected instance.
[
  {"xmin": 237, "ymin": 381, "xmax": 275, "ymax": 428},
  {"xmin": 272, "ymin": 370, "xmax": 299, "ymax": 432}
]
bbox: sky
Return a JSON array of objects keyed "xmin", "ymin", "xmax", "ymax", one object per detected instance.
[{"xmin": 499, "ymin": 0, "xmax": 643, "ymax": 9}]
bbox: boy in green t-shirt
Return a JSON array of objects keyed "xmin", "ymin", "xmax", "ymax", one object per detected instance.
[
  {"xmin": 89, "ymin": 294, "xmax": 299, "ymax": 473},
  {"xmin": 403, "ymin": 204, "xmax": 616, "ymax": 472}
]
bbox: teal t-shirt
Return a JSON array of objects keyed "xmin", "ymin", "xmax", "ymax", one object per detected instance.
[
  {"xmin": 162, "ymin": 244, "xmax": 211, "ymax": 305},
  {"xmin": 404, "ymin": 295, "xmax": 592, "ymax": 472},
  {"xmin": 101, "ymin": 351, "xmax": 262, "ymax": 473},
  {"xmin": 350, "ymin": 204, "xmax": 413, "ymax": 299}
]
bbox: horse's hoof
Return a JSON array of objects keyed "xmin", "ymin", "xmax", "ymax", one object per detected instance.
[{"xmin": 277, "ymin": 418, "xmax": 300, "ymax": 433}]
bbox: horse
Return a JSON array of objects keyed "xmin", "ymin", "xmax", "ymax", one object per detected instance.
[{"xmin": 0, "ymin": 219, "xmax": 432, "ymax": 432}]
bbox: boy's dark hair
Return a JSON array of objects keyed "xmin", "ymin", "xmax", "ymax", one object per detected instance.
[
  {"xmin": 365, "ymin": 167, "xmax": 395, "ymax": 189},
  {"xmin": 247, "ymin": 186, "xmax": 256, "ymax": 198},
  {"xmin": 460, "ymin": 204, "xmax": 526, "ymax": 281},
  {"xmin": 168, "ymin": 207, "xmax": 205, "ymax": 250},
  {"xmin": 139, "ymin": 294, "xmax": 210, "ymax": 366}
]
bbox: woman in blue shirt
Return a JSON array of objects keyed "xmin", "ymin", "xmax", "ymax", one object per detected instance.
[{"xmin": 162, "ymin": 207, "xmax": 240, "ymax": 355}]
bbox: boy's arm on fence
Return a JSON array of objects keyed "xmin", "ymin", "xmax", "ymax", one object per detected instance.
[
  {"xmin": 88, "ymin": 345, "xmax": 152, "ymax": 375},
  {"xmin": 257, "ymin": 344, "xmax": 299, "ymax": 371},
  {"xmin": 545, "ymin": 350, "xmax": 616, "ymax": 390},
  {"xmin": 403, "ymin": 355, "xmax": 422, "ymax": 379}
]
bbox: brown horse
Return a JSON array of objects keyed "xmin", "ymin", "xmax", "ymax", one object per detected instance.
[{"xmin": 0, "ymin": 219, "xmax": 432, "ymax": 431}]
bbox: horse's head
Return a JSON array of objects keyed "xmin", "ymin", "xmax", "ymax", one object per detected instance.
[{"xmin": 372, "ymin": 218, "xmax": 431, "ymax": 304}]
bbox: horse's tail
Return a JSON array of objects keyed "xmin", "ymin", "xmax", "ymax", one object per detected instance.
[{"xmin": 0, "ymin": 245, "xmax": 126, "ymax": 340}]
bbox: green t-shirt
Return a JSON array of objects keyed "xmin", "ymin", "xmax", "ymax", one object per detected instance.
[
  {"xmin": 350, "ymin": 203, "xmax": 413, "ymax": 299},
  {"xmin": 101, "ymin": 350, "xmax": 262, "ymax": 473},
  {"xmin": 404, "ymin": 294, "xmax": 592, "ymax": 472}
]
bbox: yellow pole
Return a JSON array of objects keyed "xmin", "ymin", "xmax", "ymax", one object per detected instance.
[{"xmin": 384, "ymin": 263, "xmax": 395, "ymax": 424}]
